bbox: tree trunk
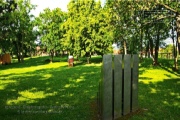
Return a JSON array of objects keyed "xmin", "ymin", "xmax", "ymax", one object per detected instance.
[
  {"xmin": 172, "ymin": 20, "xmax": 178, "ymax": 70},
  {"xmin": 154, "ymin": 25, "xmax": 160, "ymax": 65},
  {"xmin": 30, "ymin": 46, "xmax": 33, "ymax": 58},
  {"xmin": 15, "ymin": 33, "xmax": 24, "ymax": 63},
  {"xmin": 170, "ymin": 17, "xmax": 179, "ymax": 70},
  {"xmin": 176, "ymin": 13, "xmax": 179, "ymax": 70},
  {"xmin": 50, "ymin": 50, "xmax": 54, "ymax": 62},
  {"xmin": 20, "ymin": 42, "xmax": 24, "ymax": 63},
  {"xmin": 177, "ymin": 14, "xmax": 180, "ymax": 54},
  {"xmin": 175, "ymin": 41, "xmax": 178, "ymax": 70},
  {"xmin": 145, "ymin": 27, "xmax": 151, "ymax": 58},
  {"xmin": 148, "ymin": 32, "xmax": 155, "ymax": 62},
  {"xmin": 145, "ymin": 41, "xmax": 150, "ymax": 58},
  {"xmin": 123, "ymin": 40, "xmax": 127, "ymax": 55},
  {"xmin": 140, "ymin": 27, "xmax": 143, "ymax": 59},
  {"xmin": 172, "ymin": 32, "xmax": 178, "ymax": 70},
  {"xmin": 15, "ymin": 41, "xmax": 21, "ymax": 63},
  {"xmin": 87, "ymin": 57, "xmax": 90, "ymax": 64},
  {"xmin": 86, "ymin": 52, "xmax": 91, "ymax": 64}
]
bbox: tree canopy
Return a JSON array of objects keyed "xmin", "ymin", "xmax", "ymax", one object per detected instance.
[
  {"xmin": 0, "ymin": 0, "xmax": 179, "ymax": 68},
  {"xmin": 0, "ymin": 0, "xmax": 36, "ymax": 62}
]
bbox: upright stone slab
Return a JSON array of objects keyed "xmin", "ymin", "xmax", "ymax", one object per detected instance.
[
  {"xmin": 132, "ymin": 55, "xmax": 139, "ymax": 112},
  {"xmin": 98, "ymin": 54, "xmax": 139, "ymax": 119},
  {"xmin": 97, "ymin": 84, "xmax": 100, "ymax": 115},
  {"xmin": 114, "ymin": 55, "xmax": 123, "ymax": 119},
  {"xmin": 102, "ymin": 55, "xmax": 113, "ymax": 120},
  {"xmin": 123, "ymin": 54, "xmax": 131, "ymax": 115},
  {"xmin": 99, "ymin": 82, "xmax": 102, "ymax": 115}
]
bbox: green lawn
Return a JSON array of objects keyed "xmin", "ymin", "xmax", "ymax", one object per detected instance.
[
  {"xmin": 0, "ymin": 56, "xmax": 179, "ymax": 120},
  {"xmin": 130, "ymin": 59, "xmax": 180, "ymax": 120}
]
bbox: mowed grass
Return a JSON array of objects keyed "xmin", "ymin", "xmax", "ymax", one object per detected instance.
[
  {"xmin": 0, "ymin": 56, "xmax": 179, "ymax": 120},
  {"xmin": 0, "ymin": 56, "xmax": 102, "ymax": 120},
  {"xmin": 130, "ymin": 58, "xmax": 180, "ymax": 120}
]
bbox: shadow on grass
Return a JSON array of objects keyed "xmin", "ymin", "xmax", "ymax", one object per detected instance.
[
  {"xmin": 138, "ymin": 77, "xmax": 153, "ymax": 80},
  {"xmin": 0, "ymin": 56, "xmax": 51, "ymax": 70},
  {"xmin": 131, "ymin": 78, "xmax": 180, "ymax": 120},
  {"xmin": 1, "ymin": 56, "xmax": 179, "ymax": 119},
  {"xmin": 0, "ymin": 56, "xmax": 102, "ymax": 71},
  {"xmin": 158, "ymin": 59, "xmax": 180, "ymax": 76},
  {"xmin": 0, "ymin": 57, "xmax": 102, "ymax": 120},
  {"xmin": 139, "ymin": 58, "xmax": 180, "ymax": 76},
  {"xmin": 140, "ymin": 58, "xmax": 154, "ymax": 68}
]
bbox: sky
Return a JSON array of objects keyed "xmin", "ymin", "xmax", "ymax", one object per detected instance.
[{"xmin": 30, "ymin": 0, "xmax": 105, "ymax": 17}]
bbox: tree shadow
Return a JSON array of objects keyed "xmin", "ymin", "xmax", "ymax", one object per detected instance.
[
  {"xmin": 159, "ymin": 59, "xmax": 180, "ymax": 76},
  {"xmin": 139, "ymin": 58, "xmax": 154, "ymax": 68},
  {"xmin": 139, "ymin": 58, "xmax": 180, "ymax": 76},
  {"xmin": 0, "ymin": 56, "xmax": 51, "ymax": 70},
  {"xmin": 1, "ymin": 57, "xmax": 179, "ymax": 119},
  {"xmin": 139, "ymin": 77, "xmax": 153, "ymax": 80},
  {"xmin": 132, "ymin": 78, "xmax": 180, "ymax": 119},
  {"xmin": 0, "ymin": 57, "xmax": 101, "ymax": 119}
]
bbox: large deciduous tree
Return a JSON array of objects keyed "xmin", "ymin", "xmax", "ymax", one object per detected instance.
[
  {"xmin": 0, "ymin": 0, "xmax": 36, "ymax": 62},
  {"xmin": 0, "ymin": 0, "xmax": 17, "ymax": 53},
  {"xmin": 11, "ymin": 0, "xmax": 35, "ymax": 62},
  {"xmin": 64, "ymin": 0, "xmax": 113, "ymax": 63},
  {"xmin": 146, "ymin": 0, "xmax": 180, "ymax": 68},
  {"xmin": 106, "ymin": 0, "xmax": 179, "ymax": 68}
]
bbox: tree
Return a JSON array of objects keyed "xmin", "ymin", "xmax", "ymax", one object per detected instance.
[
  {"xmin": 105, "ymin": 0, "xmax": 178, "ymax": 67},
  {"xmin": 147, "ymin": 0, "xmax": 180, "ymax": 68},
  {"xmin": 0, "ymin": 0, "xmax": 36, "ymax": 62},
  {"xmin": 37, "ymin": 8, "xmax": 66, "ymax": 62},
  {"xmin": 0, "ymin": 0, "xmax": 17, "ymax": 53},
  {"xmin": 65, "ymin": 0, "xmax": 113, "ymax": 63},
  {"xmin": 164, "ymin": 44, "xmax": 173, "ymax": 53},
  {"xmin": 105, "ymin": 0, "xmax": 144, "ymax": 55},
  {"xmin": 11, "ymin": 0, "xmax": 35, "ymax": 62}
]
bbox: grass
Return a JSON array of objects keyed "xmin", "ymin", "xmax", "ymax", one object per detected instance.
[
  {"xmin": 0, "ymin": 56, "xmax": 179, "ymax": 120},
  {"xmin": 130, "ymin": 58, "xmax": 180, "ymax": 120},
  {"xmin": 0, "ymin": 56, "xmax": 102, "ymax": 120}
]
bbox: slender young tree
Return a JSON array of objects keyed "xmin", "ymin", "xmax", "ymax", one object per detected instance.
[{"xmin": 37, "ymin": 8, "xmax": 66, "ymax": 62}]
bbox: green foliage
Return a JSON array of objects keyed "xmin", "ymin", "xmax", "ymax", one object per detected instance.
[
  {"xmin": 105, "ymin": 0, "xmax": 179, "ymax": 66},
  {"xmin": 1, "ymin": 0, "xmax": 180, "ymax": 65},
  {"xmin": 0, "ymin": 0, "xmax": 36, "ymax": 62},
  {"xmin": 164, "ymin": 44, "xmax": 173, "ymax": 53},
  {"xmin": 0, "ymin": 0, "xmax": 17, "ymax": 53},
  {"xmin": 37, "ymin": 8, "xmax": 67, "ymax": 61},
  {"xmin": 64, "ymin": 0, "xmax": 114, "ymax": 58}
]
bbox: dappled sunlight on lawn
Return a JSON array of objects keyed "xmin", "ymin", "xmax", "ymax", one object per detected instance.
[
  {"xmin": 139, "ymin": 67, "xmax": 178, "ymax": 84},
  {"xmin": 0, "ymin": 62, "xmax": 67, "ymax": 76},
  {"xmin": 131, "ymin": 58, "xmax": 180, "ymax": 119},
  {"xmin": 7, "ymin": 90, "xmax": 58, "ymax": 105},
  {"xmin": 136, "ymin": 78, "xmax": 180, "ymax": 120},
  {"xmin": 1, "ymin": 57, "xmax": 179, "ymax": 119},
  {"xmin": 0, "ymin": 80, "xmax": 17, "ymax": 90},
  {"xmin": 0, "ymin": 56, "xmax": 102, "ymax": 119},
  {"xmin": 41, "ymin": 74, "xmax": 52, "ymax": 80}
]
